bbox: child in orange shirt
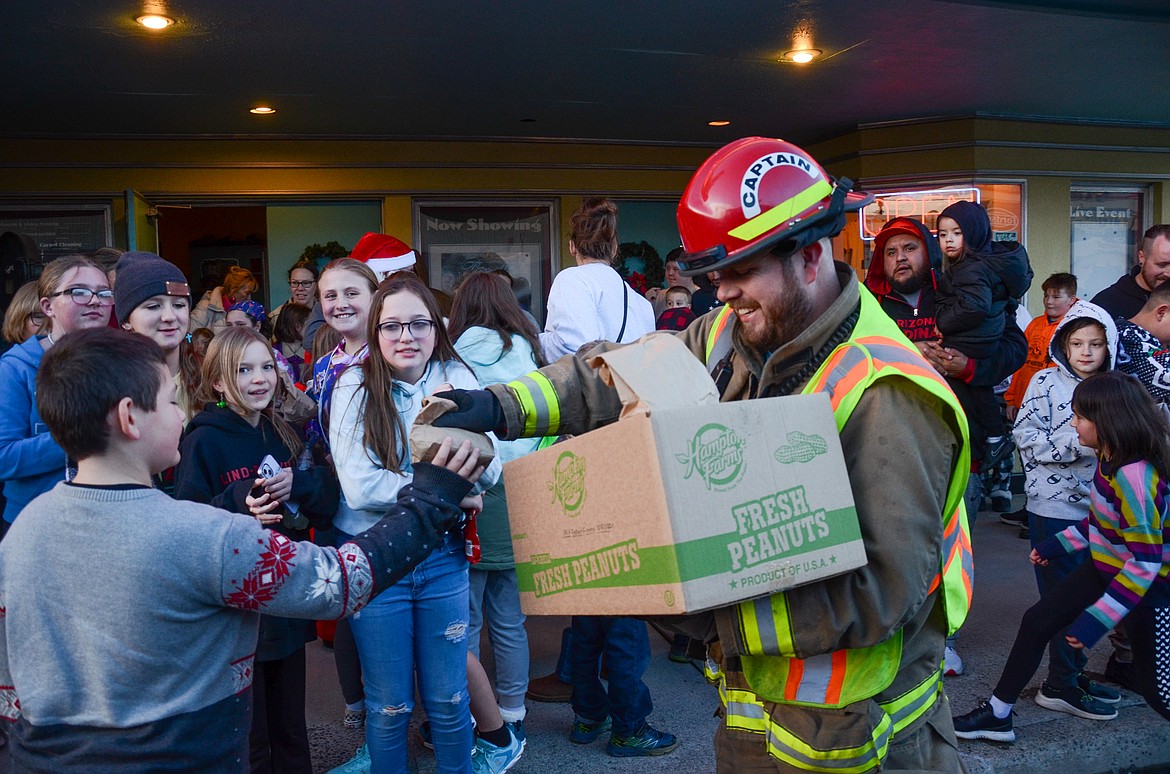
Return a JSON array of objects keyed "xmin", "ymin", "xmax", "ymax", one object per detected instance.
[{"xmin": 1005, "ymin": 273, "xmax": 1078, "ymax": 421}]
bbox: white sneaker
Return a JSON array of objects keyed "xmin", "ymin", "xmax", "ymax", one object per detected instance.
[{"xmin": 944, "ymin": 646, "xmax": 964, "ymax": 677}]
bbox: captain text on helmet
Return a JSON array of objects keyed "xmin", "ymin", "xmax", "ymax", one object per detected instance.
[{"xmin": 431, "ymin": 137, "xmax": 974, "ymax": 773}]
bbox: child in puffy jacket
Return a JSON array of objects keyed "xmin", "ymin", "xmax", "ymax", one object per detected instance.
[{"xmin": 935, "ymin": 200, "xmax": 1034, "ymax": 466}]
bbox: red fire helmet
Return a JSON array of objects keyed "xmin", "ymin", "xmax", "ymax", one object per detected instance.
[{"xmin": 676, "ymin": 137, "xmax": 872, "ymax": 275}]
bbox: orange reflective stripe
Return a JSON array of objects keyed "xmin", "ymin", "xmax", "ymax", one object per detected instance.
[
  {"xmin": 783, "ymin": 657, "xmax": 805, "ymax": 701},
  {"xmin": 825, "ymin": 650, "xmax": 849, "ymax": 705}
]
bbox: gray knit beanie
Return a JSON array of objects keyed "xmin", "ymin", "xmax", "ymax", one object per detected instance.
[{"xmin": 113, "ymin": 251, "xmax": 191, "ymax": 325}]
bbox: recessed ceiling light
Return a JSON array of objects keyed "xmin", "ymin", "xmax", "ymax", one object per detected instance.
[
  {"xmin": 136, "ymin": 14, "xmax": 174, "ymax": 29},
  {"xmin": 250, "ymin": 106, "xmax": 276, "ymax": 115},
  {"xmin": 708, "ymin": 120, "xmax": 731, "ymax": 127},
  {"xmin": 783, "ymin": 48, "xmax": 822, "ymax": 64}
]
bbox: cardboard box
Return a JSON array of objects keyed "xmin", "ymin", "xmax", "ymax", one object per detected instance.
[{"xmin": 504, "ymin": 335, "xmax": 866, "ymax": 616}]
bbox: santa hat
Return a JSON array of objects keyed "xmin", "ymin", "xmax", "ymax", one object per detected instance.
[{"xmin": 349, "ymin": 232, "xmax": 417, "ymax": 274}]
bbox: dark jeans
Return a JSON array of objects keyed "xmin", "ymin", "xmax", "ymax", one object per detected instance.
[
  {"xmin": 569, "ymin": 615, "xmax": 653, "ymax": 735},
  {"xmin": 1029, "ymin": 512, "xmax": 1088, "ymax": 688},
  {"xmin": 249, "ymin": 647, "xmax": 312, "ymax": 774},
  {"xmin": 993, "ymin": 560, "xmax": 1170, "ymax": 721}
]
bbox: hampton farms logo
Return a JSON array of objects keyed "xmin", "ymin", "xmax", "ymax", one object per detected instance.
[
  {"xmin": 675, "ymin": 423, "xmax": 746, "ymax": 491},
  {"xmin": 548, "ymin": 451, "xmax": 587, "ymax": 516}
]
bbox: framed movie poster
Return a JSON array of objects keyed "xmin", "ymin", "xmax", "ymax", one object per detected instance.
[{"xmin": 415, "ymin": 201, "xmax": 558, "ymax": 326}]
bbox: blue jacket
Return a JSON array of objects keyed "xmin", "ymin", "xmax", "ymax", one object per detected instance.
[{"xmin": 0, "ymin": 337, "xmax": 68, "ymax": 523}]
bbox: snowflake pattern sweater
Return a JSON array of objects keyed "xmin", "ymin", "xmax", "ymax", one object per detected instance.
[
  {"xmin": 1036, "ymin": 458, "xmax": 1170, "ymax": 648},
  {"xmin": 0, "ymin": 465, "xmax": 471, "ymax": 772}
]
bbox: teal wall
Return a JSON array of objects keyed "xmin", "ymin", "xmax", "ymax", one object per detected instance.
[
  {"xmin": 265, "ymin": 202, "xmax": 383, "ymax": 308},
  {"xmin": 616, "ymin": 200, "xmax": 681, "ymax": 285}
]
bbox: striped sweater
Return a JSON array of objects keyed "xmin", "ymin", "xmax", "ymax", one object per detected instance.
[{"xmin": 1036, "ymin": 457, "xmax": 1170, "ymax": 648}]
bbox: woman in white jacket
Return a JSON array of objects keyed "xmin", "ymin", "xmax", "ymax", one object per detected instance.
[
  {"xmin": 540, "ymin": 198, "xmax": 654, "ymax": 362},
  {"xmin": 329, "ymin": 274, "xmax": 500, "ymax": 774}
]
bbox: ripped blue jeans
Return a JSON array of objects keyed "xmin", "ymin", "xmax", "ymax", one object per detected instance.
[{"xmin": 349, "ymin": 532, "xmax": 471, "ymax": 773}]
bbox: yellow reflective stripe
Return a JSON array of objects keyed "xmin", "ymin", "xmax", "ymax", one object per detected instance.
[
  {"xmin": 738, "ymin": 592, "xmax": 795, "ymax": 656},
  {"xmin": 723, "ymin": 679, "xmax": 892, "ymax": 772},
  {"xmin": 705, "ymin": 305, "xmax": 735, "ymax": 363},
  {"xmin": 877, "ymin": 669, "xmax": 942, "ymax": 735},
  {"xmin": 764, "ymin": 712, "xmax": 891, "ymax": 773},
  {"xmin": 506, "ymin": 371, "xmax": 560, "ymax": 437},
  {"xmin": 728, "ymin": 179, "xmax": 833, "ymax": 242}
]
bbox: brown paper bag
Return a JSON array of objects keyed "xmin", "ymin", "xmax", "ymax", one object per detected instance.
[
  {"xmin": 588, "ymin": 334, "xmax": 720, "ymax": 419},
  {"xmin": 409, "ymin": 396, "xmax": 496, "ymax": 466}
]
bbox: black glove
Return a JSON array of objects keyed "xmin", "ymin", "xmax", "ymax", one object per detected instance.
[{"xmin": 431, "ymin": 389, "xmax": 505, "ymax": 434}]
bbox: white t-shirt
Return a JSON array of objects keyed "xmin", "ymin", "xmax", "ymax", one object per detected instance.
[{"xmin": 540, "ymin": 262, "xmax": 655, "ymax": 361}]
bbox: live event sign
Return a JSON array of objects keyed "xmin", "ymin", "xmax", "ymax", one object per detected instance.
[{"xmin": 860, "ymin": 187, "xmax": 980, "ymax": 241}]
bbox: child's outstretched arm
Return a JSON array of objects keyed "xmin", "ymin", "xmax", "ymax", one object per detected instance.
[{"xmin": 216, "ymin": 439, "xmax": 483, "ymax": 621}]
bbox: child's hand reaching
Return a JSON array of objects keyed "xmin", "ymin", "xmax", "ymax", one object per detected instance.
[
  {"xmin": 1065, "ymin": 634, "xmax": 1084, "ymax": 649},
  {"xmin": 460, "ymin": 493, "xmax": 483, "ymax": 517},
  {"xmin": 260, "ymin": 469, "xmax": 293, "ymax": 504},
  {"xmin": 430, "ymin": 437, "xmax": 485, "ymax": 484},
  {"xmin": 1029, "ymin": 548, "xmax": 1049, "ymax": 566},
  {"xmin": 246, "ymin": 480, "xmax": 283, "ymax": 526}
]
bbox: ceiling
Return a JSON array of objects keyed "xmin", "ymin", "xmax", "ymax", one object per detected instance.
[{"xmin": 3, "ymin": 0, "xmax": 1169, "ymax": 147}]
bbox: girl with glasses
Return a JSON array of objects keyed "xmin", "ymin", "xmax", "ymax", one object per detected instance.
[
  {"xmin": 0, "ymin": 255, "xmax": 111, "ymax": 530},
  {"xmin": 329, "ymin": 274, "xmax": 500, "ymax": 773}
]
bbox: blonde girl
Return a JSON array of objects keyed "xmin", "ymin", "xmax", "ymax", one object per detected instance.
[{"xmin": 174, "ymin": 327, "xmax": 338, "ymax": 774}]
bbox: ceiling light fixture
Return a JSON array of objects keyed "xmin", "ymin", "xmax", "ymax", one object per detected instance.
[
  {"xmin": 783, "ymin": 48, "xmax": 822, "ymax": 64},
  {"xmin": 708, "ymin": 120, "xmax": 731, "ymax": 127},
  {"xmin": 250, "ymin": 106, "xmax": 276, "ymax": 115},
  {"xmin": 136, "ymin": 14, "xmax": 174, "ymax": 29}
]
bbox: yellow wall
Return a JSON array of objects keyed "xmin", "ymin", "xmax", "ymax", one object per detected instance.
[{"xmin": 4, "ymin": 117, "xmax": 1170, "ymax": 306}]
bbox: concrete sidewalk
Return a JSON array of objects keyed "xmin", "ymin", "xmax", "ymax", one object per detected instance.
[{"xmin": 306, "ymin": 501, "xmax": 1170, "ymax": 773}]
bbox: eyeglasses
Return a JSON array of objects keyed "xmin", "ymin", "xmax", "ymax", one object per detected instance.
[
  {"xmin": 49, "ymin": 287, "xmax": 115, "ymax": 306},
  {"xmin": 377, "ymin": 319, "xmax": 435, "ymax": 340},
  {"xmin": 289, "ymin": 280, "xmax": 315, "ymax": 288}
]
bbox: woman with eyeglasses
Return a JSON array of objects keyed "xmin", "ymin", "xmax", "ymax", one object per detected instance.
[
  {"xmin": 329, "ymin": 274, "xmax": 500, "ymax": 773},
  {"xmin": 0, "ymin": 256, "xmax": 112, "ymax": 531}
]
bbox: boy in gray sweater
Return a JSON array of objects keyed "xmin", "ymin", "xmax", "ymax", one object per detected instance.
[{"xmin": 0, "ymin": 328, "xmax": 485, "ymax": 773}]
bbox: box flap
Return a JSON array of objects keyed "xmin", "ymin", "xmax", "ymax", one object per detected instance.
[{"xmin": 589, "ymin": 334, "xmax": 720, "ymax": 418}]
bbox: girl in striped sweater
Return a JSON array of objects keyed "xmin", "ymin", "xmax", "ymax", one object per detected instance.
[{"xmin": 955, "ymin": 370, "xmax": 1170, "ymax": 742}]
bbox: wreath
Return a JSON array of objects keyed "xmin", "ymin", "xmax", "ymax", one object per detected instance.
[
  {"xmin": 298, "ymin": 241, "xmax": 349, "ymax": 264},
  {"xmin": 618, "ymin": 241, "xmax": 664, "ymax": 290}
]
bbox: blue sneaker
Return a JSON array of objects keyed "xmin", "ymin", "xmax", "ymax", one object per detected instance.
[
  {"xmin": 569, "ymin": 715, "xmax": 611, "ymax": 744},
  {"xmin": 607, "ymin": 723, "xmax": 678, "ymax": 757},
  {"xmin": 326, "ymin": 743, "xmax": 371, "ymax": 774},
  {"xmin": 506, "ymin": 719, "xmax": 526, "ymax": 749},
  {"xmin": 472, "ymin": 725, "xmax": 524, "ymax": 774}
]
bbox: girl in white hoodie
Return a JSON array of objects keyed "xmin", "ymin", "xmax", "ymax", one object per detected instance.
[
  {"xmin": 329, "ymin": 274, "xmax": 500, "ymax": 774},
  {"xmin": 1012, "ymin": 299, "xmax": 1121, "ymax": 718}
]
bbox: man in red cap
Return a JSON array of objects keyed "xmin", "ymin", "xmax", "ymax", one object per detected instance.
[
  {"xmin": 864, "ymin": 217, "xmax": 1027, "ymax": 679},
  {"xmin": 432, "ymin": 138, "xmax": 976, "ymax": 771}
]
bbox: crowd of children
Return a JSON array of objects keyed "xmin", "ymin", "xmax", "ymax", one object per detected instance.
[{"xmin": 0, "ymin": 201, "xmax": 1167, "ymax": 773}]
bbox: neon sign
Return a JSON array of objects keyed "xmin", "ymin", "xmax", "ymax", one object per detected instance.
[{"xmin": 859, "ymin": 187, "xmax": 981, "ymax": 241}]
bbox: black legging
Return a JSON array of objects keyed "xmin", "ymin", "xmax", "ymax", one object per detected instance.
[{"xmin": 993, "ymin": 559, "xmax": 1170, "ymax": 720}]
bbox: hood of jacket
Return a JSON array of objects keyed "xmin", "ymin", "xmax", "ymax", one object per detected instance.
[
  {"xmin": 1, "ymin": 335, "xmax": 45, "ymax": 371},
  {"xmin": 863, "ymin": 218, "xmax": 943, "ymax": 298},
  {"xmin": 974, "ymin": 240, "xmax": 1034, "ymax": 299},
  {"xmin": 1049, "ymin": 299, "xmax": 1118, "ymax": 378},
  {"xmin": 454, "ymin": 326, "xmax": 540, "ymax": 387}
]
